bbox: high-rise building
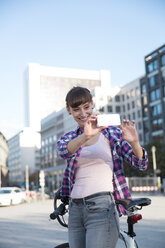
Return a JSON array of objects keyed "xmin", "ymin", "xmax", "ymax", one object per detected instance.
[
  {"xmin": 140, "ymin": 44, "xmax": 165, "ymax": 145},
  {"xmin": 0, "ymin": 132, "xmax": 8, "ymax": 187},
  {"xmin": 24, "ymin": 63, "xmax": 111, "ymax": 131},
  {"xmin": 8, "ymin": 128, "xmax": 40, "ymax": 187}
]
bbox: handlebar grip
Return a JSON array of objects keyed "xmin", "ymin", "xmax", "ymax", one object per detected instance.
[{"xmin": 50, "ymin": 203, "xmax": 66, "ymax": 220}]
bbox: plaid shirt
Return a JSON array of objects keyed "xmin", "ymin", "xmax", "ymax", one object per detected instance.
[{"xmin": 57, "ymin": 126, "xmax": 148, "ymax": 214}]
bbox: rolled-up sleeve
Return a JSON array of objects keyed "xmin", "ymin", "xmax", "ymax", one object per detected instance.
[
  {"xmin": 132, "ymin": 148, "xmax": 148, "ymax": 170},
  {"xmin": 57, "ymin": 134, "xmax": 74, "ymax": 160}
]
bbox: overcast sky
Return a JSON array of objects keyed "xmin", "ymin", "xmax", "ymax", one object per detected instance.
[{"xmin": 0, "ymin": 0, "xmax": 165, "ymax": 139}]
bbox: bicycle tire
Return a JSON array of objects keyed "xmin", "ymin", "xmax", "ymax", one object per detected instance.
[{"xmin": 55, "ymin": 242, "xmax": 69, "ymax": 248}]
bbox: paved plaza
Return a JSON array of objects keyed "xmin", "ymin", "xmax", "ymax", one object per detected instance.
[{"xmin": 0, "ymin": 193, "xmax": 165, "ymax": 248}]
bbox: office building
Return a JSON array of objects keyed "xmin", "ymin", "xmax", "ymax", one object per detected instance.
[
  {"xmin": 8, "ymin": 128, "xmax": 40, "ymax": 187},
  {"xmin": 0, "ymin": 132, "xmax": 8, "ymax": 187},
  {"xmin": 40, "ymin": 108, "xmax": 77, "ymax": 191},
  {"xmin": 140, "ymin": 44, "xmax": 165, "ymax": 144},
  {"xmin": 24, "ymin": 63, "xmax": 111, "ymax": 131}
]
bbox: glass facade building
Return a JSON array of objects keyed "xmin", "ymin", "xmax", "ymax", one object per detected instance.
[{"xmin": 140, "ymin": 44, "xmax": 165, "ymax": 145}]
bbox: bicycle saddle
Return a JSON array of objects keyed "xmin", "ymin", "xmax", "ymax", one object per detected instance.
[{"xmin": 115, "ymin": 198, "xmax": 151, "ymax": 210}]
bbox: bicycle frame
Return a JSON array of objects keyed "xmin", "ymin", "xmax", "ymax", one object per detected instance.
[{"xmin": 120, "ymin": 230, "xmax": 137, "ymax": 248}]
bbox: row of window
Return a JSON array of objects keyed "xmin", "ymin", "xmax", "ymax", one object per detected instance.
[
  {"xmin": 100, "ymin": 99, "xmax": 141, "ymax": 114},
  {"xmin": 41, "ymin": 135, "xmax": 57, "ymax": 146},
  {"xmin": 147, "ymin": 54, "xmax": 165, "ymax": 73},
  {"xmin": 106, "ymin": 88, "xmax": 140, "ymax": 103}
]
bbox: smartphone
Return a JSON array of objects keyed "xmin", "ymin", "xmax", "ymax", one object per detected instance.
[{"xmin": 97, "ymin": 114, "xmax": 121, "ymax": 127}]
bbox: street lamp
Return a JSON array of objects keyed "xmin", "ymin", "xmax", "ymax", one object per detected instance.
[
  {"xmin": 151, "ymin": 146, "xmax": 157, "ymax": 176},
  {"xmin": 151, "ymin": 146, "xmax": 157, "ymax": 187}
]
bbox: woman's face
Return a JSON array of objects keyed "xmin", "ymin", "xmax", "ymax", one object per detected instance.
[{"xmin": 67, "ymin": 101, "xmax": 94, "ymax": 128}]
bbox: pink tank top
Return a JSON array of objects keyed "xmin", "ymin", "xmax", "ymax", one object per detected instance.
[{"xmin": 71, "ymin": 133, "xmax": 114, "ymax": 198}]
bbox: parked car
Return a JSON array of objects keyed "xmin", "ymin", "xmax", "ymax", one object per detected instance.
[{"xmin": 0, "ymin": 187, "xmax": 25, "ymax": 206}]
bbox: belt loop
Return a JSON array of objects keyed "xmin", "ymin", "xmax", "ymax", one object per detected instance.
[{"xmin": 83, "ymin": 197, "xmax": 86, "ymax": 205}]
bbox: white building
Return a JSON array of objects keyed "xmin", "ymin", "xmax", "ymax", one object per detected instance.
[
  {"xmin": 24, "ymin": 63, "xmax": 111, "ymax": 131},
  {"xmin": 92, "ymin": 77, "xmax": 144, "ymax": 144},
  {"xmin": 8, "ymin": 128, "xmax": 40, "ymax": 187}
]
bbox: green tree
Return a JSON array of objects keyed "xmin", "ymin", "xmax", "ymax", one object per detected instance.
[{"xmin": 123, "ymin": 142, "xmax": 165, "ymax": 178}]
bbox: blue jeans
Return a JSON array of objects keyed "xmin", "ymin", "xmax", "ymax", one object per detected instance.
[{"xmin": 68, "ymin": 193, "xmax": 119, "ymax": 248}]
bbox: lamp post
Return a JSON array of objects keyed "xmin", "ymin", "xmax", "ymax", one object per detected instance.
[
  {"xmin": 151, "ymin": 146, "xmax": 157, "ymax": 186},
  {"xmin": 39, "ymin": 170, "xmax": 45, "ymax": 201}
]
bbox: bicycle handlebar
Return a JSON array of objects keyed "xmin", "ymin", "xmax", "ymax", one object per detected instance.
[{"xmin": 50, "ymin": 203, "xmax": 66, "ymax": 220}]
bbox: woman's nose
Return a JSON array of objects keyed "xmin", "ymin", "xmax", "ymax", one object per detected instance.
[{"xmin": 80, "ymin": 108, "xmax": 86, "ymax": 116}]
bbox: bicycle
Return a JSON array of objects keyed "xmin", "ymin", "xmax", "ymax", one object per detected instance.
[{"xmin": 50, "ymin": 188, "xmax": 151, "ymax": 248}]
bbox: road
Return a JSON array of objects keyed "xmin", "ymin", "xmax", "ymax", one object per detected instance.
[{"xmin": 0, "ymin": 193, "xmax": 165, "ymax": 248}]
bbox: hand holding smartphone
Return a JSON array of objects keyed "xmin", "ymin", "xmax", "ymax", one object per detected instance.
[{"xmin": 97, "ymin": 114, "xmax": 121, "ymax": 127}]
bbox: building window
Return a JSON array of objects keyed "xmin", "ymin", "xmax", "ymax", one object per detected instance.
[
  {"xmin": 143, "ymin": 120, "xmax": 149, "ymax": 132},
  {"xmin": 107, "ymin": 105, "xmax": 113, "ymax": 112},
  {"xmin": 132, "ymin": 101, "xmax": 135, "ymax": 108},
  {"xmin": 151, "ymin": 103, "xmax": 162, "ymax": 117},
  {"xmin": 138, "ymin": 122, "xmax": 142, "ymax": 130},
  {"xmin": 143, "ymin": 107, "xmax": 148, "ymax": 117},
  {"xmin": 116, "ymin": 106, "xmax": 120, "ymax": 113},
  {"xmin": 149, "ymin": 74, "xmax": 160, "ymax": 88},
  {"xmin": 128, "ymin": 114, "xmax": 131, "ymax": 120},
  {"xmin": 147, "ymin": 59, "xmax": 158, "ymax": 73},
  {"xmin": 150, "ymin": 88, "xmax": 161, "ymax": 102},
  {"xmin": 127, "ymin": 92, "xmax": 130, "ymax": 99},
  {"xmin": 127, "ymin": 103, "xmax": 130, "ymax": 110},
  {"xmin": 131, "ymin": 89, "xmax": 135, "ymax": 97},
  {"xmin": 137, "ymin": 110, "xmax": 141, "ymax": 118},
  {"xmin": 115, "ymin": 95, "xmax": 120, "ymax": 102},
  {"xmin": 142, "ymin": 96, "xmax": 147, "ymax": 105},
  {"xmin": 141, "ymin": 83, "xmax": 147, "ymax": 94},
  {"xmin": 161, "ymin": 54, "xmax": 165, "ymax": 66},
  {"xmin": 122, "ymin": 95, "xmax": 125, "ymax": 101},
  {"xmin": 122, "ymin": 105, "xmax": 125, "ymax": 112},
  {"xmin": 99, "ymin": 106, "xmax": 104, "ymax": 112},
  {"xmin": 136, "ymin": 99, "xmax": 141, "ymax": 107},
  {"xmin": 162, "ymin": 70, "xmax": 165, "ymax": 83},
  {"xmin": 152, "ymin": 118, "xmax": 163, "ymax": 131},
  {"xmin": 107, "ymin": 96, "xmax": 112, "ymax": 102},
  {"xmin": 136, "ymin": 87, "xmax": 140, "ymax": 96},
  {"xmin": 132, "ymin": 112, "xmax": 136, "ymax": 120}
]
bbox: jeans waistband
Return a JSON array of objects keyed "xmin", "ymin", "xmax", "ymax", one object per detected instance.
[{"xmin": 70, "ymin": 191, "xmax": 113, "ymax": 204}]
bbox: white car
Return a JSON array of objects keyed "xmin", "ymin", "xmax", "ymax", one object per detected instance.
[{"xmin": 0, "ymin": 187, "xmax": 25, "ymax": 206}]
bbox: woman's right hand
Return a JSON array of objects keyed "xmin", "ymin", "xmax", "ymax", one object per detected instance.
[{"xmin": 84, "ymin": 115, "xmax": 107, "ymax": 139}]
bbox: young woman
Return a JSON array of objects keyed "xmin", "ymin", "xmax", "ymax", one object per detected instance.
[{"xmin": 57, "ymin": 86, "xmax": 148, "ymax": 248}]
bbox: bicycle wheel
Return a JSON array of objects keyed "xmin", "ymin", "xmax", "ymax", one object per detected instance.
[{"xmin": 55, "ymin": 242, "xmax": 69, "ymax": 248}]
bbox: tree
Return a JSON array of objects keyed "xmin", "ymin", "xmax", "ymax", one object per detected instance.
[{"xmin": 123, "ymin": 142, "xmax": 165, "ymax": 178}]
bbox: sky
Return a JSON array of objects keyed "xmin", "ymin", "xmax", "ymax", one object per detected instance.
[{"xmin": 0, "ymin": 0, "xmax": 165, "ymax": 140}]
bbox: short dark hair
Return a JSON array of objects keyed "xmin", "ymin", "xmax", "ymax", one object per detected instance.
[{"xmin": 66, "ymin": 86, "xmax": 92, "ymax": 108}]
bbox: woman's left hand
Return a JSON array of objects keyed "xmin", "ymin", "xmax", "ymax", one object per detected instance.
[{"xmin": 119, "ymin": 120, "xmax": 139, "ymax": 145}]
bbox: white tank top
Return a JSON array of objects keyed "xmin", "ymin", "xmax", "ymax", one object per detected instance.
[{"xmin": 71, "ymin": 133, "xmax": 114, "ymax": 198}]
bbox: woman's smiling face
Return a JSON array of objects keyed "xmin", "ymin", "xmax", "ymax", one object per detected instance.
[{"xmin": 67, "ymin": 101, "xmax": 94, "ymax": 128}]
